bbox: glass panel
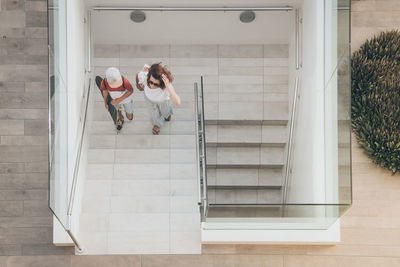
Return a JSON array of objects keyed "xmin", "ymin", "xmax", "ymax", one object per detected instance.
[
  {"xmin": 48, "ymin": 0, "xmax": 69, "ymax": 228},
  {"xmin": 336, "ymin": 0, "xmax": 352, "ymax": 205},
  {"xmin": 205, "ymin": 205, "xmax": 345, "ymax": 230},
  {"xmin": 324, "ymin": 0, "xmax": 352, "ymax": 206}
]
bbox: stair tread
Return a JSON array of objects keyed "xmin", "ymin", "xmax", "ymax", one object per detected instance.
[
  {"xmin": 208, "ymin": 187, "xmax": 283, "ymax": 204},
  {"xmin": 207, "ymin": 185, "xmax": 282, "ymax": 189},
  {"xmin": 206, "ymin": 142, "xmax": 286, "ymax": 147},
  {"xmin": 207, "ymin": 164, "xmax": 284, "ymax": 169},
  {"xmin": 205, "ymin": 119, "xmax": 288, "ymax": 126}
]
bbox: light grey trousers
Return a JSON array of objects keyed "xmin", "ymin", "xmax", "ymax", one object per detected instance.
[{"xmin": 145, "ymin": 96, "xmax": 173, "ymax": 127}]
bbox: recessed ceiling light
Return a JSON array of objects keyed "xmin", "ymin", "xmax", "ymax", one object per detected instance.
[
  {"xmin": 240, "ymin": 11, "xmax": 256, "ymax": 23},
  {"xmin": 130, "ymin": 10, "xmax": 146, "ymax": 23}
]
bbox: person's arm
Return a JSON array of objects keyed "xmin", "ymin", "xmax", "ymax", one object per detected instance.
[
  {"xmin": 162, "ymin": 74, "xmax": 181, "ymax": 106},
  {"xmin": 110, "ymin": 78, "xmax": 134, "ymax": 105},
  {"xmin": 136, "ymin": 72, "xmax": 144, "ymax": 91},
  {"xmin": 102, "ymin": 90, "xmax": 109, "ymax": 110},
  {"xmin": 111, "ymin": 90, "xmax": 132, "ymax": 105},
  {"xmin": 100, "ymin": 80, "xmax": 109, "ymax": 110}
]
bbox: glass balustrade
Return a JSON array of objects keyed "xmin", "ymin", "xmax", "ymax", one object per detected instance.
[{"xmin": 48, "ymin": 0, "xmax": 69, "ymax": 230}]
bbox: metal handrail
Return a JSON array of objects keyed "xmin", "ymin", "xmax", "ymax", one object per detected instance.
[
  {"xmin": 93, "ymin": 6, "xmax": 294, "ymax": 11},
  {"xmin": 194, "ymin": 82, "xmax": 201, "ymax": 205},
  {"xmin": 199, "ymin": 76, "xmax": 208, "ymax": 216},
  {"xmin": 194, "ymin": 77, "xmax": 208, "ymax": 220},
  {"xmin": 282, "ymin": 75, "xmax": 300, "ymax": 205},
  {"xmin": 62, "ymin": 76, "xmax": 91, "ymax": 253},
  {"xmin": 67, "ymin": 77, "xmax": 91, "ymax": 216}
]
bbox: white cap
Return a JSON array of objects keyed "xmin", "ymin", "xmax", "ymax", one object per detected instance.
[
  {"xmin": 144, "ymin": 64, "xmax": 150, "ymax": 69},
  {"xmin": 105, "ymin": 67, "xmax": 121, "ymax": 84}
]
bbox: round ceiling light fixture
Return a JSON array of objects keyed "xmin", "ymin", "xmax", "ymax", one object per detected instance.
[
  {"xmin": 130, "ymin": 10, "xmax": 146, "ymax": 23},
  {"xmin": 240, "ymin": 10, "xmax": 256, "ymax": 23}
]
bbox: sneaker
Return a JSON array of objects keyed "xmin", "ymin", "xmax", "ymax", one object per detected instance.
[
  {"xmin": 152, "ymin": 125, "xmax": 160, "ymax": 135},
  {"xmin": 126, "ymin": 114, "xmax": 134, "ymax": 122}
]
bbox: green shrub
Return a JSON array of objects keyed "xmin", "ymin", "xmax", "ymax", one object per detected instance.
[{"xmin": 352, "ymin": 30, "xmax": 400, "ymax": 174}]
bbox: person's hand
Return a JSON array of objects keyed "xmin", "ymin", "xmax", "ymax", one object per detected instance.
[
  {"xmin": 104, "ymin": 103, "xmax": 109, "ymax": 110},
  {"xmin": 111, "ymin": 99, "xmax": 119, "ymax": 106},
  {"xmin": 162, "ymin": 74, "xmax": 170, "ymax": 87}
]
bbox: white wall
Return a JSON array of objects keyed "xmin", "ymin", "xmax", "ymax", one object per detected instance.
[
  {"xmin": 287, "ymin": 0, "xmax": 325, "ymax": 205},
  {"xmin": 87, "ymin": 0, "xmax": 303, "ymax": 45}
]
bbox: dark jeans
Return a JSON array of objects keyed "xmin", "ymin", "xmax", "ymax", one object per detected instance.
[{"xmin": 95, "ymin": 76, "xmax": 119, "ymax": 125}]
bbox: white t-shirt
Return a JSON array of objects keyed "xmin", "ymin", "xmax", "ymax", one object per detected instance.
[
  {"xmin": 109, "ymin": 91, "xmax": 133, "ymax": 105},
  {"xmin": 144, "ymin": 83, "xmax": 171, "ymax": 103}
]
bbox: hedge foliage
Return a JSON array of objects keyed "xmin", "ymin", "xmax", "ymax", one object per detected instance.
[{"xmin": 352, "ymin": 30, "xmax": 400, "ymax": 174}]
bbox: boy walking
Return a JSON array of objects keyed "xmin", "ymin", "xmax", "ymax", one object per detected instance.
[{"xmin": 95, "ymin": 67, "xmax": 134, "ymax": 131}]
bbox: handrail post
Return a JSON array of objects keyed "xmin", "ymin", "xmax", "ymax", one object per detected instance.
[
  {"xmin": 87, "ymin": 9, "xmax": 92, "ymax": 73},
  {"xmin": 295, "ymin": 8, "xmax": 300, "ymax": 70}
]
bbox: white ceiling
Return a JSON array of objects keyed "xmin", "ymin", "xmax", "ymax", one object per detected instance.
[
  {"xmin": 86, "ymin": 0, "xmax": 303, "ymax": 8},
  {"xmin": 91, "ymin": 9, "xmax": 294, "ymax": 45}
]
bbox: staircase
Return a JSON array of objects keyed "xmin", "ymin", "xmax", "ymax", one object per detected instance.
[
  {"xmin": 77, "ymin": 72, "xmax": 201, "ymax": 254},
  {"xmin": 202, "ymin": 47, "xmax": 290, "ymax": 206},
  {"xmin": 78, "ymin": 43, "xmax": 290, "ymax": 252},
  {"xmin": 205, "ymin": 120, "xmax": 288, "ymax": 205}
]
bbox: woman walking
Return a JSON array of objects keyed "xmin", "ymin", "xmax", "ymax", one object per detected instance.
[{"xmin": 136, "ymin": 63, "xmax": 181, "ymax": 135}]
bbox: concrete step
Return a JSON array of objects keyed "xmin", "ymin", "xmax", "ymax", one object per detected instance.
[
  {"xmin": 205, "ymin": 119, "xmax": 288, "ymax": 126},
  {"xmin": 206, "ymin": 142, "xmax": 285, "ymax": 147},
  {"xmin": 91, "ymin": 89, "xmax": 195, "ymax": 105},
  {"xmin": 91, "ymin": 102, "xmax": 195, "ymax": 122},
  {"xmin": 209, "ymin": 101, "xmax": 288, "ymax": 121},
  {"xmin": 207, "ymin": 185, "xmax": 282, "ymax": 190},
  {"xmin": 206, "ymin": 164, "xmax": 284, "ymax": 169},
  {"xmin": 88, "ymin": 134, "xmax": 195, "ymax": 149},
  {"xmin": 206, "ymin": 146, "xmax": 285, "ymax": 167},
  {"xmin": 87, "ymin": 148, "xmax": 197, "ymax": 164},
  {"xmin": 207, "ymin": 168, "xmax": 283, "ymax": 187},
  {"xmin": 205, "ymin": 124, "xmax": 288, "ymax": 144},
  {"xmin": 206, "ymin": 205, "xmax": 282, "ymax": 218},
  {"xmin": 208, "ymin": 188, "xmax": 282, "ymax": 204},
  {"xmin": 89, "ymin": 120, "xmax": 195, "ymax": 135}
]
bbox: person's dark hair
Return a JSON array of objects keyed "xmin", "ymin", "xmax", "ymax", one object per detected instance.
[{"xmin": 147, "ymin": 63, "xmax": 174, "ymax": 89}]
